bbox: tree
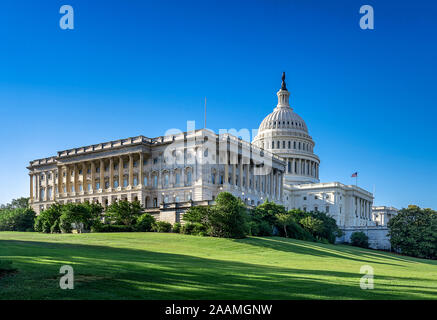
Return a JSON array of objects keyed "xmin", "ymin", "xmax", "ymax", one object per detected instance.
[
  {"xmin": 59, "ymin": 202, "xmax": 103, "ymax": 233},
  {"xmin": 388, "ymin": 205, "xmax": 437, "ymax": 259},
  {"xmin": 299, "ymin": 216, "xmax": 324, "ymax": 237},
  {"xmin": 254, "ymin": 200, "xmax": 287, "ymax": 226},
  {"xmin": 207, "ymin": 192, "xmax": 248, "ymax": 238},
  {"xmin": 182, "ymin": 206, "xmax": 210, "ymax": 224},
  {"xmin": 34, "ymin": 203, "xmax": 63, "ymax": 233},
  {"xmin": 0, "ymin": 197, "xmax": 29, "ymax": 210},
  {"xmin": 0, "ymin": 208, "xmax": 36, "ymax": 231},
  {"xmin": 105, "ymin": 200, "xmax": 143, "ymax": 226},
  {"xmin": 275, "ymin": 213, "xmax": 294, "ymax": 238}
]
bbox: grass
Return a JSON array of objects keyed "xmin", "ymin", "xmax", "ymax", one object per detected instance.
[{"xmin": 0, "ymin": 232, "xmax": 436, "ymax": 300}]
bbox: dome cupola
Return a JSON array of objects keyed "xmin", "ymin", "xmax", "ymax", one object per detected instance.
[{"xmin": 253, "ymin": 72, "xmax": 320, "ymax": 185}]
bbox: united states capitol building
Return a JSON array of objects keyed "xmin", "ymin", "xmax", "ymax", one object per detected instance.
[{"xmin": 28, "ymin": 74, "xmax": 378, "ymax": 231}]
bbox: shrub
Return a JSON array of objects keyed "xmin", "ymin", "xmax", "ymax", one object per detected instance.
[
  {"xmin": 181, "ymin": 222, "xmax": 207, "ymax": 236},
  {"xmin": 92, "ymin": 224, "xmax": 134, "ymax": 233},
  {"xmin": 172, "ymin": 222, "xmax": 181, "ymax": 233},
  {"xmin": 152, "ymin": 221, "xmax": 172, "ymax": 233},
  {"xmin": 350, "ymin": 231, "xmax": 369, "ymax": 248},
  {"xmin": 135, "ymin": 213, "xmax": 156, "ymax": 232}
]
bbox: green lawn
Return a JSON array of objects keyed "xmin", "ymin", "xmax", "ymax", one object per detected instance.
[{"xmin": 0, "ymin": 232, "xmax": 436, "ymax": 299}]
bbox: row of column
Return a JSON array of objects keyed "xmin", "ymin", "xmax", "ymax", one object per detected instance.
[
  {"xmin": 287, "ymin": 158, "xmax": 319, "ymax": 179},
  {"xmin": 357, "ymin": 197, "xmax": 372, "ymax": 221},
  {"xmin": 222, "ymin": 161, "xmax": 283, "ymax": 201}
]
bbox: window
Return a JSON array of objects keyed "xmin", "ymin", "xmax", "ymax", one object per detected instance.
[
  {"xmin": 143, "ymin": 160, "xmax": 148, "ymax": 166},
  {"xmin": 95, "ymin": 182, "xmax": 100, "ymax": 189},
  {"xmin": 144, "ymin": 176, "xmax": 148, "ymax": 186},
  {"xmin": 175, "ymin": 196, "xmax": 180, "ymax": 202},
  {"xmin": 133, "ymin": 161, "xmax": 138, "ymax": 167},
  {"xmin": 187, "ymin": 171, "xmax": 192, "ymax": 185},
  {"xmin": 288, "ymin": 141, "xmax": 291, "ymax": 148},
  {"xmin": 314, "ymin": 206, "xmax": 318, "ymax": 212},
  {"xmin": 153, "ymin": 198, "xmax": 158, "ymax": 207},
  {"xmin": 105, "ymin": 181, "xmax": 109, "ymax": 189},
  {"xmin": 153, "ymin": 175, "xmax": 158, "ymax": 188},
  {"xmin": 164, "ymin": 196, "xmax": 169, "ymax": 203},
  {"xmin": 153, "ymin": 158, "xmax": 158, "ymax": 164},
  {"xmin": 303, "ymin": 196, "xmax": 307, "ymax": 200},
  {"xmin": 211, "ymin": 173, "xmax": 215, "ymax": 184},
  {"xmin": 114, "ymin": 180, "xmax": 119, "ymax": 188},
  {"xmin": 277, "ymin": 141, "xmax": 280, "ymax": 148},
  {"xmin": 79, "ymin": 184, "xmax": 83, "ymax": 192},
  {"xmin": 96, "ymin": 167, "xmax": 100, "ymax": 173},
  {"xmin": 315, "ymin": 195, "xmax": 318, "ymax": 199},
  {"xmin": 164, "ymin": 174, "xmax": 169, "ymax": 187},
  {"xmin": 220, "ymin": 175, "xmax": 224, "ymax": 184},
  {"xmin": 293, "ymin": 141, "xmax": 296, "ymax": 149},
  {"xmin": 123, "ymin": 179, "xmax": 128, "ymax": 187},
  {"xmin": 133, "ymin": 177, "xmax": 138, "ymax": 186},
  {"xmin": 271, "ymin": 141, "xmax": 274, "ymax": 149},
  {"xmin": 87, "ymin": 169, "xmax": 91, "ymax": 174},
  {"xmin": 123, "ymin": 163, "xmax": 128, "ymax": 169},
  {"xmin": 282, "ymin": 141, "xmax": 285, "ymax": 148},
  {"xmin": 71, "ymin": 186, "xmax": 75, "ymax": 193}
]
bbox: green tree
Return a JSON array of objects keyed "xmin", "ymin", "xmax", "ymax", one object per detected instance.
[
  {"xmin": 208, "ymin": 192, "xmax": 248, "ymax": 238},
  {"xmin": 299, "ymin": 216, "xmax": 324, "ymax": 237},
  {"xmin": 34, "ymin": 203, "xmax": 63, "ymax": 233},
  {"xmin": 0, "ymin": 208, "xmax": 36, "ymax": 231},
  {"xmin": 275, "ymin": 213, "xmax": 294, "ymax": 238},
  {"xmin": 388, "ymin": 205, "xmax": 437, "ymax": 259},
  {"xmin": 59, "ymin": 202, "xmax": 103, "ymax": 233},
  {"xmin": 0, "ymin": 197, "xmax": 29, "ymax": 210},
  {"xmin": 182, "ymin": 206, "xmax": 210, "ymax": 224},
  {"xmin": 106, "ymin": 200, "xmax": 143, "ymax": 226}
]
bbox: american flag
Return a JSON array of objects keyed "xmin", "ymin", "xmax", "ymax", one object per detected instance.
[{"xmin": 351, "ymin": 172, "xmax": 358, "ymax": 177}]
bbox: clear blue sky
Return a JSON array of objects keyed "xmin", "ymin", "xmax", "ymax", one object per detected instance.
[{"xmin": 0, "ymin": 0, "xmax": 436, "ymax": 209}]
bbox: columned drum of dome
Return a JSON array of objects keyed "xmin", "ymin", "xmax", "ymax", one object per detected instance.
[{"xmin": 253, "ymin": 73, "xmax": 320, "ymax": 185}]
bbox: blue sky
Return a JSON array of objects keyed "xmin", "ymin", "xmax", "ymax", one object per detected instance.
[{"xmin": 0, "ymin": 0, "xmax": 436, "ymax": 209}]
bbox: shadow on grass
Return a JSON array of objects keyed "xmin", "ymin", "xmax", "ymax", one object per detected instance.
[
  {"xmin": 233, "ymin": 237, "xmax": 435, "ymax": 267},
  {"xmin": 0, "ymin": 239, "xmax": 435, "ymax": 300}
]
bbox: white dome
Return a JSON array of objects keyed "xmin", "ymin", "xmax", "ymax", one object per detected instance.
[
  {"xmin": 258, "ymin": 106, "xmax": 308, "ymax": 133},
  {"xmin": 253, "ymin": 72, "xmax": 320, "ymax": 185}
]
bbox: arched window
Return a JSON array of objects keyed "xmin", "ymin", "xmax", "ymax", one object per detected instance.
[
  {"xmin": 282, "ymin": 141, "xmax": 285, "ymax": 148},
  {"xmin": 293, "ymin": 141, "xmax": 296, "ymax": 149},
  {"xmin": 277, "ymin": 141, "xmax": 280, "ymax": 148},
  {"xmin": 153, "ymin": 175, "xmax": 158, "ymax": 188},
  {"xmin": 143, "ymin": 176, "xmax": 148, "ymax": 186},
  {"xmin": 288, "ymin": 141, "xmax": 291, "ymax": 149},
  {"xmin": 271, "ymin": 141, "xmax": 274, "ymax": 149}
]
